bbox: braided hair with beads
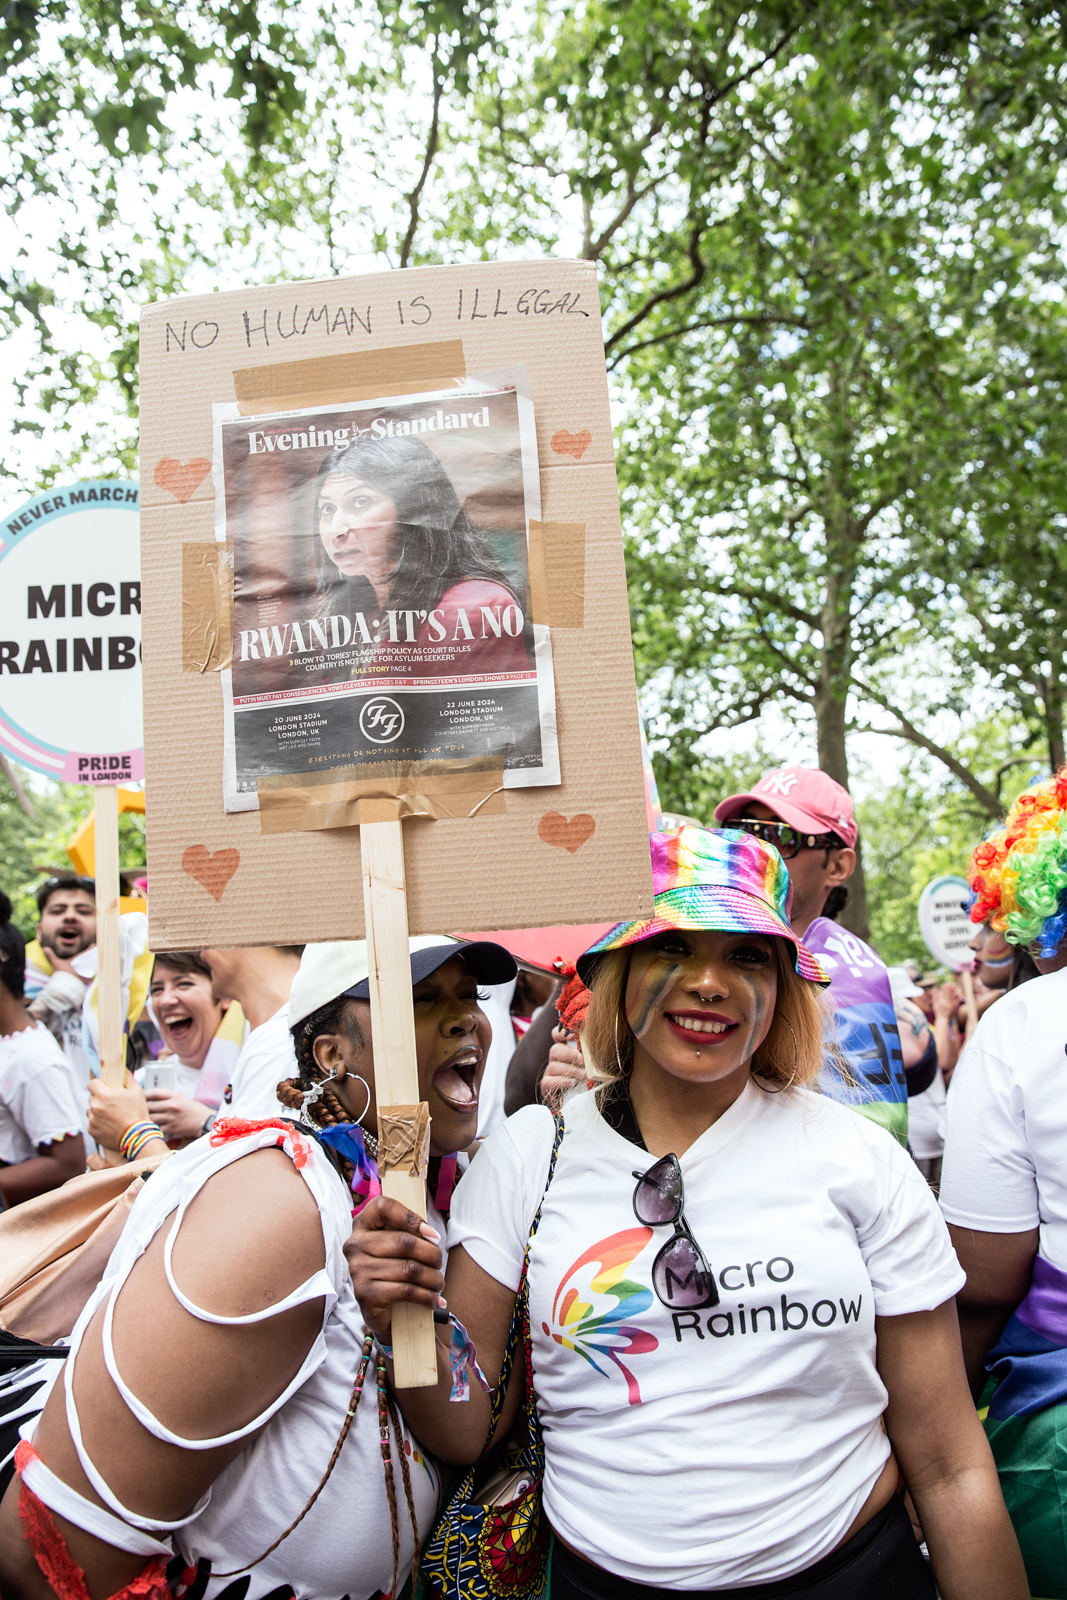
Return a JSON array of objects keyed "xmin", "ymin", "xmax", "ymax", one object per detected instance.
[
  {"xmin": 275, "ymin": 994, "xmax": 421, "ymax": 1590},
  {"xmin": 277, "ymin": 996, "xmax": 379, "ymax": 1190}
]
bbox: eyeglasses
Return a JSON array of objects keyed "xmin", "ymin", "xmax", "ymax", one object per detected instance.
[
  {"xmin": 733, "ymin": 817, "xmax": 844, "ymax": 861},
  {"xmin": 632, "ymin": 1154, "xmax": 719, "ymax": 1309}
]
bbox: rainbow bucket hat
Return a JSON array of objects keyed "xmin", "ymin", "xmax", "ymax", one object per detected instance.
[{"xmin": 576, "ymin": 826, "xmax": 829, "ymax": 985}]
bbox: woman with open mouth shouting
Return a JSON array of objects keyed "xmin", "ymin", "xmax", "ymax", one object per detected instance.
[
  {"xmin": 347, "ymin": 826, "xmax": 1026, "ymax": 1600},
  {"xmin": 0, "ymin": 934, "xmax": 515, "ymax": 1600},
  {"xmin": 85, "ymin": 951, "xmax": 246, "ymax": 1158},
  {"xmin": 276, "ymin": 934, "xmax": 500, "ymax": 1197}
]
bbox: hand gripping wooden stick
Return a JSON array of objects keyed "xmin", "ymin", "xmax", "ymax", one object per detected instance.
[{"xmin": 359, "ymin": 814, "xmax": 439, "ymax": 1388}]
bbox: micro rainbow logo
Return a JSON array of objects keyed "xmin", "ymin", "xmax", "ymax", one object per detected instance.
[{"xmin": 544, "ymin": 1227, "xmax": 658, "ymax": 1406}]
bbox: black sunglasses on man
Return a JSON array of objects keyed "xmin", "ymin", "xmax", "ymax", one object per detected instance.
[{"xmin": 733, "ymin": 817, "xmax": 845, "ymax": 862}]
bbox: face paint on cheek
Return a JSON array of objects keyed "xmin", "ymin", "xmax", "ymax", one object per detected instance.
[
  {"xmin": 626, "ymin": 961, "xmax": 681, "ymax": 1039},
  {"xmin": 733, "ymin": 969, "xmax": 773, "ymax": 1065}
]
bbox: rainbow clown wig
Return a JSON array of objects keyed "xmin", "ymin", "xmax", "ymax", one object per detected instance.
[{"xmin": 969, "ymin": 769, "xmax": 1067, "ymax": 958}]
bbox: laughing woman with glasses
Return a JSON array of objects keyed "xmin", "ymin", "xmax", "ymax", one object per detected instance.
[{"xmin": 348, "ymin": 826, "xmax": 1026, "ymax": 1600}]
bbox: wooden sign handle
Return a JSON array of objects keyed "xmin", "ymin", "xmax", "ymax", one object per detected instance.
[
  {"xmin": 94, "ymin": 783, "xmax": 125, "ymax": 1089},
  {"xmin": 959, "ymin": 967, "xmax": 979, "ymax": 1038},
  {"xmin": 93, "ymin": 783, "xmax": 126, "ymax": 1166},
  {"xmin": 360, "ymin": 815, "xmax": 439, "ymax": 1389}
]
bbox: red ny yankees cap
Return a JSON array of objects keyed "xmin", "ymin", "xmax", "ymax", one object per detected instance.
[{"xmin": 713, "ymin": 766, "xmax": 858, "ymax": 851}]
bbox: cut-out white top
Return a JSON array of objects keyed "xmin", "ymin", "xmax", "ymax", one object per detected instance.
[{"xmin": 22, "ymin": 1120, "xmax": 442, "ymax": 1599}]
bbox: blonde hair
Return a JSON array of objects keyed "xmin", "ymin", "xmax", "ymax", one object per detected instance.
[{"xmin": 579, "ymin": 941, "xmax": 831, "ymax": 1096}]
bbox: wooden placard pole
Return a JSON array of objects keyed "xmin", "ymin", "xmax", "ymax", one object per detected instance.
[
  {"xmin": 93, "ymin": 783, "xmax": 125, "ymax": 1090},
  {"xmin": 959, "ymin": 967, "xmax": 980, "ymax": 1038},
  {"xmin": 360, "ymin": 814, "xmax": 438, "ymax": 1389}
]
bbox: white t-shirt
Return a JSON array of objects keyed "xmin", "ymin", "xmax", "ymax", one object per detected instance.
[
  {"xmin": 449, "ymin": 1082, "xmax": 963, "ymax": 1590},
  {"xmin": 476, "ymin": 977, "xmax": 518, "ymax": 1139},
  {"xmin": 24, "ymin": 959, "xmax": 92, "ymax": 1128},
  {"xmin": 223, "ymin": 1007, "xmax": 297, "ymax": 1121},
  {"xmin": 908, "ymin": 1064, "xmax": 947, "ymax": 1160},
  {"xmin": 21, "ymin": 1121, "xmax": 440, "ymax": 1599},
  {"xmin": 0, "ymin": 1023, "xmax": 84, "ymax": 1164},
  {"xmin": 940, "ymin": 970, "xmax": 1067, "ymax": 1265},
  {"xmin": 135, "ymin": 1059, "xmax": 205, "ymax": 1100},
  {"xmin": 58, "ymin": 1011, "xmax": 92, "ymax": 1127}
]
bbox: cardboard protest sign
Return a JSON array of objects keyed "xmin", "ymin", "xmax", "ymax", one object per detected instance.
[
  {"xmin": 0, "ymin": 482, "xmax": 142, "ymax": 784},
  {"xmin": 140, "ymin": 261, "xmax": 654, "ymax": 948}
]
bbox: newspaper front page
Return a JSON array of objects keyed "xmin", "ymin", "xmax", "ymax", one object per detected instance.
[{"xmin": 212, "ymin": 376, "xmax": 558, "ymax": 810}]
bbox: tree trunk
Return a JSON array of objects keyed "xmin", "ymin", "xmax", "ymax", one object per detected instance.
[
  {"xmin": 813, "ymin": 671, "xmax": 871, "ymax": 945},
  {"xmin": 844, "ymin": 832, "xmax": 873, "ymax": 948},
  {"xmin": 815, "ymin": 466, "xmax": 871, "ymax": 943},
  {"xmin": 1045, "ymin": 641, "xmax": 1065, "ymax": 774},
  {"xmin": 1049, "ymin": 709, "xmax": 1064, "ymax": 776}
]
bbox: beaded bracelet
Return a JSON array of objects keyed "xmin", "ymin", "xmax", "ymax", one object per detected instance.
[
  {"xmin": 119, "ymin": 1120, "xmax": 163, "ymax": 1162},
  {"xmin": 375, "ymin": 1313, "xmax": 491, "ymax": 1403}
]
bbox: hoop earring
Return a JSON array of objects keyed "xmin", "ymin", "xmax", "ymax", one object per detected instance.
[
  {"xmin": 348, "ymin": 1073, "xmax": 372, "ymax": 1127},
  {"xmin": 780, "ymin": 1018, "xmax": 799, "ymax": 1091},
  {"xmin": 762, "ymin": 1017, "xmax": 800, "ymax": 1094}
]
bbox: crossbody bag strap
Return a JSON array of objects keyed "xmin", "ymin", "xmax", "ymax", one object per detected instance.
[{"xmin": 485, "ymin": 1114, "xmax": 564, "ymax": 1437}]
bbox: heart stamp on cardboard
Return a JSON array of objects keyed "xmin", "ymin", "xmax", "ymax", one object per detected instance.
[
  {"xmin": 550, "ymin": 429, "xmax": 592, "ymax": 462},
  {"xmin": 181, "ymin": 845, "xmax": 240, "ymax": 903},
  {"xmin": 155, "ymin": 457, "xmax": 212, "ymax": 505},
  {"xmin": 538, "ymin": 812, "xmax": 596, "ymax": 855}
]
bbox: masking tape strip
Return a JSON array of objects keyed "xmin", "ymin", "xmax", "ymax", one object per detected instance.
[
  {"xmin": 256, "ymin": 758, "xmax": 506, "ymax": 834},
  {"xmin": 378, "ymin": 1104, "xmax": 431, "ymax": 1179},
  {"xmin": 233, "ymin": 340, "xmax": 467, "ymax": 415},
  {"xmin": 527, "ymin": 521, "xmax": 586, "ymax": 629},
  {"xmin": 182, "ymin": 543, "xmax": 234, "ymax": 672}
]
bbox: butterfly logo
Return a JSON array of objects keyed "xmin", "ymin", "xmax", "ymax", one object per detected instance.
[{"xmin": 544, "ymin": 1228, "xmax": 659, "ymax": 1406}]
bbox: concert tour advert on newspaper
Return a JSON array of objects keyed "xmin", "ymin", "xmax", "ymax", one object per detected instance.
[{"xmin": 212, "ymin": 372, "xmax": 559, "ymax": 811}]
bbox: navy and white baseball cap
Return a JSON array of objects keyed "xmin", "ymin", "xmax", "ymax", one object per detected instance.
[{"xmin": 288, "ymin": 935, "xmax": 517, "ymax": 1029}]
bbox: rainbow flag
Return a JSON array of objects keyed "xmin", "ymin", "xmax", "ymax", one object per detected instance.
[
  {"xmin": 982, "ymin": 1256, "xmax": 1067, "ymax": 1598},
  {"xmin": 802, "ymin": 917, "xmax": 908, "ymax": 1146}
]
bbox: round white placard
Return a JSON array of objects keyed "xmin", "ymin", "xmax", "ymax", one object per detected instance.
[
  {"xmin": 917, "ymin": 874, "xmax": 974, "ymax": 971},
  {"xmin": 0, "ymin": 481, "xmax": 142, "ymax": 782}
]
